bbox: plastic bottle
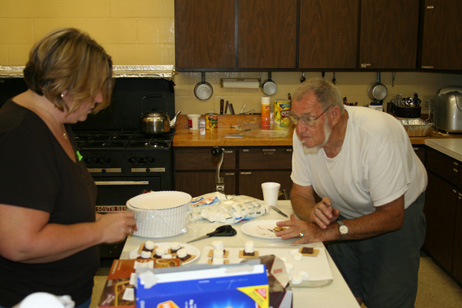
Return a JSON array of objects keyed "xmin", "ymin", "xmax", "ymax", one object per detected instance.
[{"xmin": 261, "ymin": 97, "xmax": 271, "ymax": 130}]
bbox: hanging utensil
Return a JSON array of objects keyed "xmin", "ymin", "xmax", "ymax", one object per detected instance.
[
  {"xmin": 194, "ymin": 72, "xmax": 213, "ymax": 101},
  {"xmin": 186, "ymin": 225, "xmax": 237, "ymax": 243},
  {"xmin": 261, "ymin": 72, "xmax": 277, "ymax": 96},
  {"xmin": 332, "ymin": 72, "xmax": 336, "ymax": 85},
  {"xmin": 300, "ymin": 72, "xmax": 306, "ymax": 83},
  {"xmin": 368, "ymin": 72, "xmax": 388, "ymax": 102}
]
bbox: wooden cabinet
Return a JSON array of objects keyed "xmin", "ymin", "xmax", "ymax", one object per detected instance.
[
  {"xmin": 174, "ymin": 147, "xmax": 236, "ymax": 197},
  {"xmin": 238, "ymin": 147, "xmax": 293, "ymax": 199},
  {"xmin": 359, "ymin": 0, "xmax": 420, "ymax": 70},
  {"xmin": 174, "ymin": 0, "xmax": 235, "ymax": 70},
  {"xmin": 299, "ymin": 0, "xmax": 359, "ymax": 69},
  {"xmin": 238, "ymin": 0, "xmax": 297, "ymax": 69},
  {"xmin": 421, "ymin": 0, "xmax": 462, "ymax": 70},
  {"xmin": 174, "ymin": 146, "xmax": 292, "ymax": 199},
  {"xmin": 413, "ymin": 145, "xmax": 426, "ymax": 163},
  {"xmin": 424, "ymin": 147, "xmax": 462, "ymax": 282}
]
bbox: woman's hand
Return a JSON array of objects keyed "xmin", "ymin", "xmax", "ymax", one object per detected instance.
[
  {"xmin": 96, "ymin": 210, "xmax": 137, "ymax": 244},
  {"xmin": 310, "ymin": 197, "xmax": 339, "ymax": 229}
]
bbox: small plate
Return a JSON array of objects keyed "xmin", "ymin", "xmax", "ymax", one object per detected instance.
[{"xmin": 241, "ymin": 220, "xmax": 283, "ymax": 239}]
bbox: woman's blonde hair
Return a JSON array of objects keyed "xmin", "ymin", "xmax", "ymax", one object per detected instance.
[{"xmin": 23, "ymin": 27, "xmax": 113, "ymax": 114}]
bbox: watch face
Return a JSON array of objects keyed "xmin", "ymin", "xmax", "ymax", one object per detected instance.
[{"xmin": 340, "ymin": 225, "xmax": 348, "ymax": 235}]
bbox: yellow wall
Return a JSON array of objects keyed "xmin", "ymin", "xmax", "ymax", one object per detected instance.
[{"xmin": 1, "ymin": 0, "xmax": 462, "ymax": 115}]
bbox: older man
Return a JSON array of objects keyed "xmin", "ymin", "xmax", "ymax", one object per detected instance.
[{"xmin": 277, "ymin": 78, "xmax": 427, "ymax": 308}]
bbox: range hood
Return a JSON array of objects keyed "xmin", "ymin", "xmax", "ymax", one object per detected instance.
[{"xmin": 0, "ymin": 65, "xmax": 176, "ymax": 79}]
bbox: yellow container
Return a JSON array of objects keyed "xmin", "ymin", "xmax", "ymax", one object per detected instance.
[{"xmin": 274, "ymin": 100, "xmax": 291, "ymax": 129}]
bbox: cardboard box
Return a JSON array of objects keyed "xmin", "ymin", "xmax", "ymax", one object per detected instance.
[
  {"xmin": 256, "ymin": 255, "xmax": 293, "ymax": 308},
  {"xmin": 136, "ymin": 263, "xmax": 269, "ymax": 308},
  {"xmin": 98, "ymin": 258, "xmax": 180, "ymax": 308}
]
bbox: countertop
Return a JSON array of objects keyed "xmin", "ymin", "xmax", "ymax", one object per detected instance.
[
  {"xmin": 173, "ymin": 114, "xmax": 462, "ymax": 147},
  {"xmin": 425, "ymin": 138, "xmax": 462, "ymax": 161},
  {"xmin": 121, "ymin": 200, "xmax": 360, "ymax": 308}
]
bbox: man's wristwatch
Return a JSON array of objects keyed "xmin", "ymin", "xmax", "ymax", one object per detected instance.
[{"xmin": 337, "ymin": 220, "xmax": 349, "ymax": 241}]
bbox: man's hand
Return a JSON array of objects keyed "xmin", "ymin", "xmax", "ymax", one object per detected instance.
[{"xmin": 310, "ymin": 197, "xmax": 339, "ymax": 229}]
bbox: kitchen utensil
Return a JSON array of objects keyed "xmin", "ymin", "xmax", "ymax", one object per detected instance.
[
  {"xmin": 300, "ymin": 72, "xmax": 306, "ymax": 83},
  {"xmin": 140, "ymin": 94, "xmax": 181, "ymax": 135},
  {"xmin": 368, "ymin": 72, "xmax": 388, "ymax": 102},
  {"xmin": 220, "ymin": 99, "xmax": 224, "ymax": 114},
  {"xmin": 186, "ymin": 225, "xmax": 237, "ymax": 243},
  {"xmin": 225, "ymin": 101, "xmax": 229, "ymax": 114},
  {"xmin": 270, "ymin": 206, "xmax": 288, "ymax": 218},
  {"xmin": 261, "ymin": 72, "xmax": 277, "ymax": 96},
  {"xmin": 332, "ymin": 72, "xmax": 336, "ymax": 85},
  {"xmin": 194, "ymin": 72, "xmax": 213, "ymax": 101},
  {"xmin": 229, "ymin": 103, "xmax": 235, "ymax": 114}
]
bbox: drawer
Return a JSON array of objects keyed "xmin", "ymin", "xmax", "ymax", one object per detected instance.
[
  {"xmin": 239, "ymin": 147, "xmax": 293, "ymax": 170},
  {"xmin": 174, "ymin": 147, "xmax": 236, "ymax": 171}
]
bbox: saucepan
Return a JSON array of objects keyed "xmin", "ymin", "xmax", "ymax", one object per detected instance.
[{"xmin": 368, "ymin": 72, "xmax": 388, "ymax": 102}]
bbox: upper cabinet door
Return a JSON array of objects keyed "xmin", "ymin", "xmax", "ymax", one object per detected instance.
[
  {"xmin": 359, "ymin": 0, "xmax": 419, "ymax": 70},
  {"xmin": 421, "ymin": 0, "xmax": 462, "ymax": 70},
  {"xmin": 237, "ymin": 0, "xmax": 297, "ymax": 69},
  {"xmin": 299, "ymin": 0, "xmax": 359, "ymax": 70},
  {"xmin": 175, "ymin": 0, "xmax": 235, "ymax": 70}
]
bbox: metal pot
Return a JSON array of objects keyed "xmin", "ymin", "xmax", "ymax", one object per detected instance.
[
  {"xmin": 368, "ymin": 72, "xmax": 388, "ymax": 102},
  {"xmin": 141, "ymin": 110, "xmax": 181, "ymax": 135}
]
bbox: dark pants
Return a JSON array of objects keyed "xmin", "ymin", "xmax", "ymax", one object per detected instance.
[{"xmin": 327, "ymin": 193, "xmax": 426, "ymax": 308}]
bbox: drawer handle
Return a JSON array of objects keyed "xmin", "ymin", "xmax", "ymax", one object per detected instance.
[
  {"xmin": 242, "ymin": 149, "xmax": 250, "ymax": 152},
  {"xmin": 240, "ymin": 172, "xmax": 252, "ymax": 175},
  {"xmin": 453, "ymin": 189, "xmax": 458, "ymax": 194},
  {"xmin": 286, "ymin": 148, "xmax": 293, "ymax": 152},
  {"xmin": 224, "ymin": 173, "xmax": 235, "ymax": 176},
  {"xmin": 453, "ymin": 168, "xmax": 458, "ymax": 173},
  {"xmin": 426, "ymin": 5, "xmax": 434, "ymax": 9},
  {"xmin": 224, "ymin": 150, "xmax": 233, "ymax": 154},
  {"xmin": 262, "ymin": 149, "xmax": 276, "ymax": 152},
  {"xmin": 454, "ymin": 161, "xmax": 459, "ymax": 166}
]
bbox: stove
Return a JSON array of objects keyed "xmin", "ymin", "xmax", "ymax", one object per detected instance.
[{"xmin": 72, "ymin": 78, "xmax": 176, "ymax": 258}]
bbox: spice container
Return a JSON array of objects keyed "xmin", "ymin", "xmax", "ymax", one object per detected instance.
[{"xmin": 261, "ymin": 97, "xmax": 271, "ymax": 130}]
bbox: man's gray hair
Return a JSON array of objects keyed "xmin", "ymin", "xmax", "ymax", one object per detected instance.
[{"xmin": 292, "ymin": 78, "xmax": 344, "ymax": 111}]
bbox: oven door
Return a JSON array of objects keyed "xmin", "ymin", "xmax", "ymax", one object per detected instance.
[{"xmin": 93, "ymin": 176, "xmax": 161, "ymax": 259}]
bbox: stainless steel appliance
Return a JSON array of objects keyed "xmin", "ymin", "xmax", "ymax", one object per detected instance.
[
  {"xmin": 434, "ymin": 86, "xmax": 462, "ymax": 133},
  {"xmin": 72, "ymin": 78, "xmax": 176, "ymax": 259}
]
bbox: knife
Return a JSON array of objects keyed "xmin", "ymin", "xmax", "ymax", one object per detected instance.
[{"xmin": 270, "ymin": 206, "xmax": 288, "ymax": 218}]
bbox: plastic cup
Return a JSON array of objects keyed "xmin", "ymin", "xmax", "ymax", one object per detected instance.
[
  {"xmin": 261, "ymin": 182, "xmax": 281, "ymax": 206},
  {"xmin": 187, "ymin": 114, "xmax": 200, "ymax": 130}
]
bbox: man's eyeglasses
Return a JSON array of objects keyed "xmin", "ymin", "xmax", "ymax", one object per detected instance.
[{"xmin": 288, "ymin": 105, "xmax": 334, "ymax": 126}]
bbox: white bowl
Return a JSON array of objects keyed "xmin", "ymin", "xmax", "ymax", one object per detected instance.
[{"xmin": 127, "ymin": 191, "xmax": 191, "ymax": 238}]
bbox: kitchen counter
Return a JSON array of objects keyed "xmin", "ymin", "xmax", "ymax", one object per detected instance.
[
  {"xmin": 121, "ymin": 200, "xmax": 360, "ymax": 308},
  {"xmin": 173, "ymin": 115, "xmax": 294, "ymax": 147},
  {"xmin": 173, "ymin": 115, "xmax": 462, "ymax": 147},
  {"xmin": 425, "ymin": 138, "xmax": 462, "ymax": 161}
]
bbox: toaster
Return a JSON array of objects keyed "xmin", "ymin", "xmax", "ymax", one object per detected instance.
[{"xmin": 434, "ymin": 86, "xmax": 462, "ymax": 133}]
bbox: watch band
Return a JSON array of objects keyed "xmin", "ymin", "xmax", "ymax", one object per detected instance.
[{"xmin": 337, "ymin": 220, "xmax": 348, "ymax": 241}]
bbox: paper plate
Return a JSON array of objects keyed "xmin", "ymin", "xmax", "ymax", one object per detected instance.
[{"xmin": 241, "ymin": 220, "xmax": 283, "ymax": 239}]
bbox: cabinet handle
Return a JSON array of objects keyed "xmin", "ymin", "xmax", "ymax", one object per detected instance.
[
  {"xmin": 453, "ymin": 189, "xmax": 458, "ymax": 194},
  {"xmin": 286, "ymin": 148, "xmax": 293, "ymax": 152},
  {"xmin": 242, "ymin": 149, "xmax": 250, "ymax": 152},
  {"xmin": 458, "ymin": 192, "xmax": 462, "ymax": 197},
  {"xmin": 224, "ymin": 150, "xmax": 233, "ymax": 154},
  {"xmin": 453, "ymin": 161, "xmax": 459, "ymax": 166},
  {"xmin": 426, "ymin": 5, "xmax": 434, "ymax": 9},
  {"xmin": 224, "ymin": 173, "xmax": 235, "ymax": 176},
  {"xmin": 453, "ymin": 168, "xmax": 458, "ymax": 173},
  {"xmin": 361, "ymin": 63, "xmax": 372, "ymax": 68},
  {"xmin": 240, "ymin": 172, "xmax": 252, "ymax": 175},
  {"xmin": 421, "ymin": 65, "xmax": 434, "ymax": 69},
  {"xmin": 262, "ymin": 149, "xmax": 276, "ymax": 152}
]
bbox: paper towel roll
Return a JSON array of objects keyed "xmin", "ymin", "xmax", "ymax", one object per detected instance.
[{"xmin": 221, "ymin": 79, "xmax": 260, "ymax": 89}]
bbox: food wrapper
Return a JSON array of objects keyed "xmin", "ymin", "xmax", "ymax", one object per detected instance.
[{"xmin": 190, "ymin": 192, "xmax": 268, "ymax": 224}]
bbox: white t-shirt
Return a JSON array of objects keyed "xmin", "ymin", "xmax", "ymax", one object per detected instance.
[{"xmin": 291, "ymin": 106, "xmax": 427, "ymax": 219}]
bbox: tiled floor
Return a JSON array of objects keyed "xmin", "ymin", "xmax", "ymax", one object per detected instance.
[{"xmin": 90, "ymin": 254, "xmax": 462, "ymax": 308}]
